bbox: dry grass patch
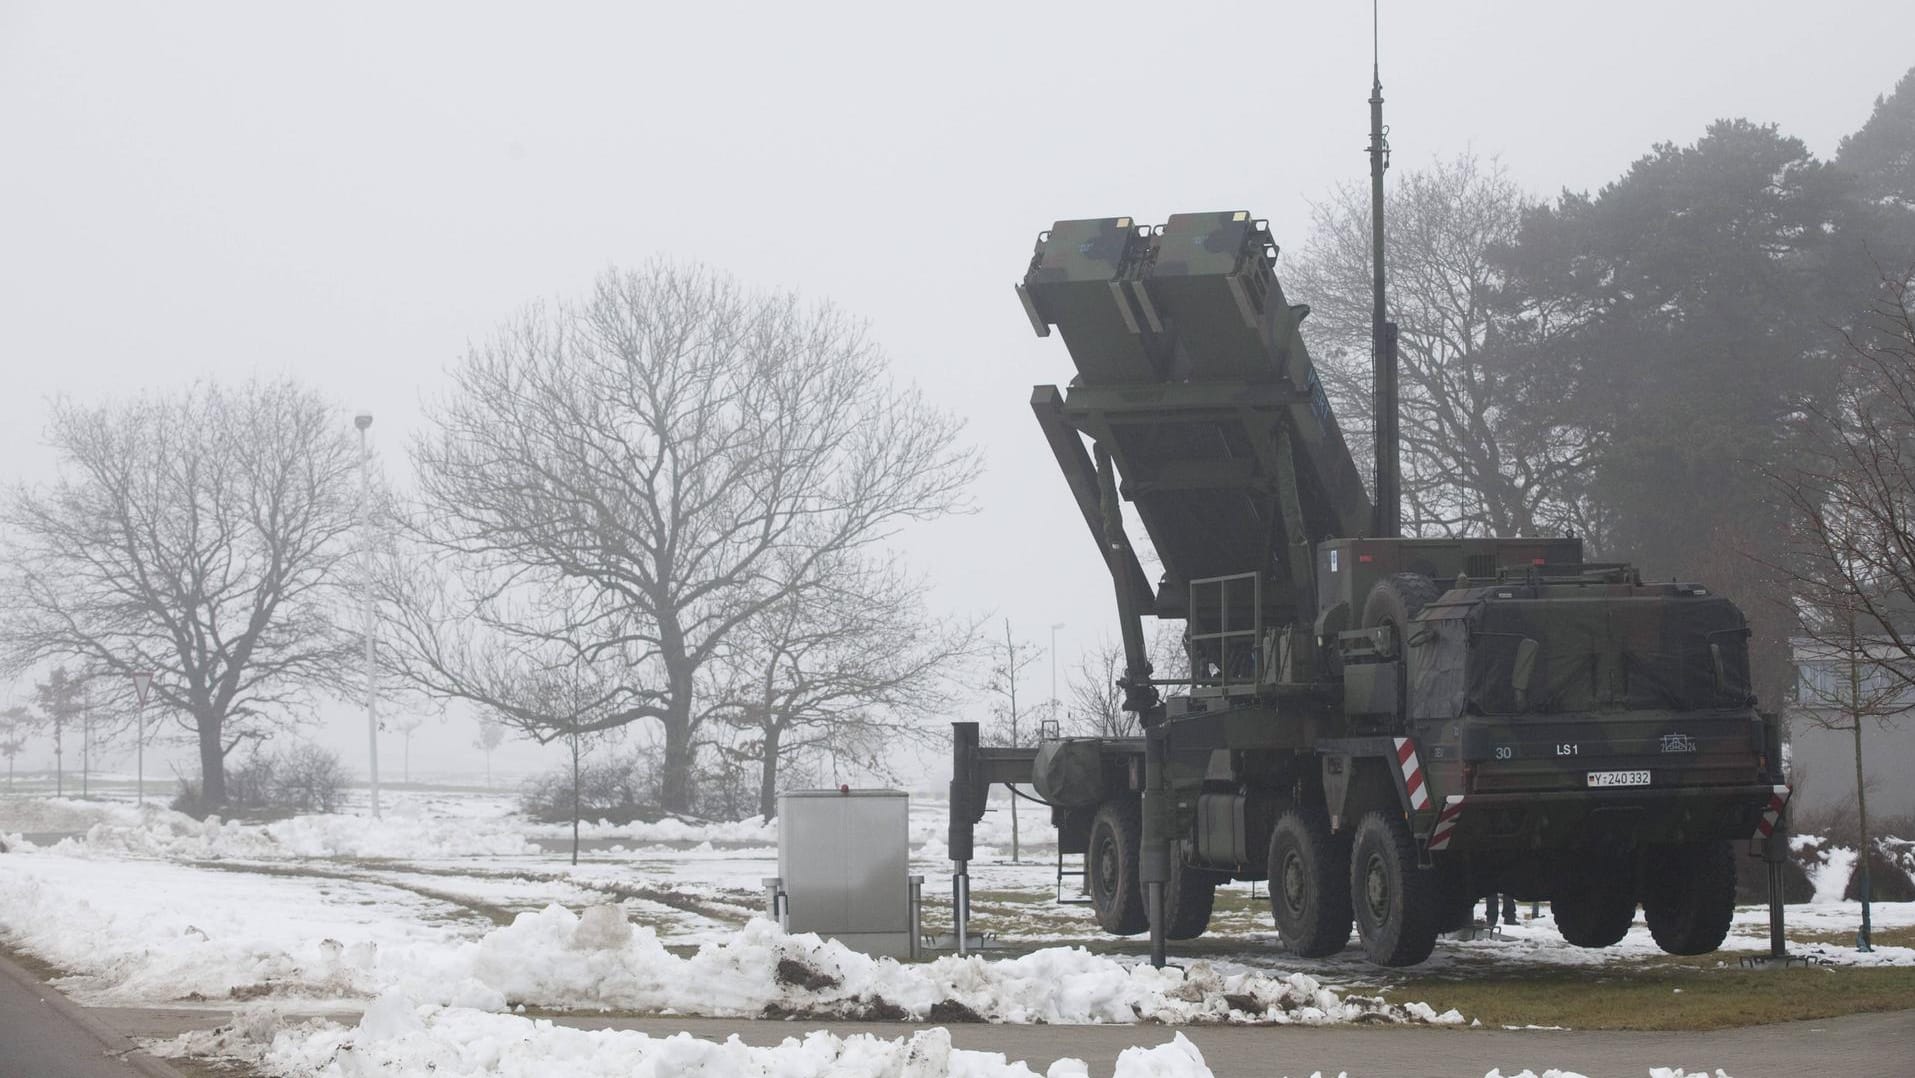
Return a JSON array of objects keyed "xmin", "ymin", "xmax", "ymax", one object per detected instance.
[{"xmin": 1384, "ymin": 963, "xmax": 1915, "ymax": 1030}]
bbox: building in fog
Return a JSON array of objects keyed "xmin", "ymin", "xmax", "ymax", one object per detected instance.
[{"xmin": 1787, "ymin": 634, "xmax": 1915, "ymax": 819}]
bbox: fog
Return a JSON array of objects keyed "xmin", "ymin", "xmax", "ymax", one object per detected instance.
[{"xmin": 2, "ymin": 1, "xmax": 1907, "ymax": 787}]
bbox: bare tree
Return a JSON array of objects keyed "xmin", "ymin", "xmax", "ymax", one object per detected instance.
[
  {"xmin": 473, "ymin": 717, "xmax": 506, "ymax": 788},
  {"xmin": 391, "ymin": 713, "xmax": 426, "ymax": 785},
  {"xmin": 1772, "ymin": 268, "xmax": 1915, "ymax": 686},
  {"xmin": 1290, "ymin": 153, "xmax": 1597, "ymax": 539},
  {"xmin": 0, "ymin": 705, "xmax": 29, "ymax": 793},
  {"xmin": 387, "ymin": 263, "xmax": 977, "ymax": 815},
  {"xmin": 32, "ymin": 667, "xmax": 83, "ymax": 797},
  {"xmin": 986, "ymin": 620, "xmax": 1043, "ymax": 863},
  {"xmin": 713, "ymin": 551, "xmax": 973, "ymax": 820},
  {"xmin": 0, "ymin": 380, "xmax": 361, "ymax": 808},
  {"xmin": 1066, "ymin": 639, "xmax": 1140, "ymax": 739},
  {"xmin": 1770, "ymin": 265, "xmax": 1915, "ymax": 949}
]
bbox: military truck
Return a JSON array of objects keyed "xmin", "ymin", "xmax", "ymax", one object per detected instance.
[{"xmin": 947, "ymin": 187, "xmax": 1791, "ymax": 966}]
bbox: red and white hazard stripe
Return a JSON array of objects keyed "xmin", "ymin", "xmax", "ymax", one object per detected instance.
[
  {"xmin": 1394, "ymin": 737, "xmax": 1432, "ymax": 812},
  {"xmin": 1428, "ymin": 795, "xmax": 1466, "ymax": 851},
  {"xmin": 1754, "ymin": 784, "xmax": 1791, "ymax": 839}
]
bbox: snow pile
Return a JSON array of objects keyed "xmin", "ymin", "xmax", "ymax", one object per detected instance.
[
  {"xmin": 1878, "ymin": 837, "xmax": 1915, "ymax": 889},
  {"xmin": 393, "ymin": 905, "xmax": 1463, "ymax": 1026},
  {"xmin": 0, "ymin": 796, "xmax": 146, "ymax": 834},
  {"xmin": 1803, "ymin": 843, "xmax": 1858, "ymax": 905},
  {"xmin": 157, "ymin": 1000, "xmax": 1217, "ymax": 1077},
  {"xmin": 527, "ymin": 814, "xmax": 780, "ymax": 846},
  {"xmin": 50, "ymin": 805, "xmax": 538, "ymax": 861}
]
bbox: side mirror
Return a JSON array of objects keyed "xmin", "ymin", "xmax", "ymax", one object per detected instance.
[
  {"xmin": 1512, "ymin": 637, "xmax": 1540, "ymax": 710},
  {"xmin": 1710, "ymin": 642, "xmax": 1726, "ymax": 695}
]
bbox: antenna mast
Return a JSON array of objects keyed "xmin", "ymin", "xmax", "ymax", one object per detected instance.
[{"xmin": 1368, "ymin": 1, "xmax": 1400, "ymax": 538}]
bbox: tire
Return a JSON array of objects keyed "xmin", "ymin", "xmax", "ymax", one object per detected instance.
[
  {"xmin": 1360, "ymin": 573, "xmax": 1443, "ymax": 644},
  {"xmin": 1360, "ymin": 574, "xmax": 1443, "ymax": 726},
  {"xmin": 1087, "ymin": 799, "xmax": 1148, "ymax": 936},
  {"xmin": 1553, "ymin": 858, "xmax": 1637, "ymax": 948},
  {"xmin": 1165, "ymin": 852, "xmax": 1221, "ymax": 941},
  {"xmin": 1267, "ymin": 806, "xmax": 1353, "ymax": 957},
  {"xmin": 1349, "ymin": 810, "xmax": 1440, "ymax": 967},
  {"xmin": 1642, "ymin": 840, "xmax": 1736, "ymax": 956}
]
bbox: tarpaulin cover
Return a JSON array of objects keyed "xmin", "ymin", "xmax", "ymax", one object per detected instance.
[
  {"xmin": 1409, "ymin": 592, "xmax": 1752, "ymax": 719},
  {"xmin": 1032, "ymin": 739, "xmax": 1108, "ymax": 807}
]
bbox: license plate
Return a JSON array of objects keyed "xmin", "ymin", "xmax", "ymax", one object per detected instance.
[{"xmin": 1587, "ymin": 770, "xmax": 1651, "ymax": 788}]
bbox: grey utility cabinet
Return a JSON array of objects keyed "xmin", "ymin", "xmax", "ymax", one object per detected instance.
[{"xmin": 773, "ymin": 789, "xmax": 919, "ymax": 959}]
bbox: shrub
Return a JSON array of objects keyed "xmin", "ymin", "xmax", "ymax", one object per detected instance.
[
  {"xmin": 169, "ymin": 743, "xmax": 347, "ymax": 819},
  {"xmin": 519, "ymin": 751, "xmax": 660, "ymax": 825}
]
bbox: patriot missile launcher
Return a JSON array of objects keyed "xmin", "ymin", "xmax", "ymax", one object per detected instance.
[{"xmin": 948, "ymin": 204, "xmax": 1791, "ymax": 967}]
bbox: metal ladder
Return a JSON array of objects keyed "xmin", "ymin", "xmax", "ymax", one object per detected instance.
[{"xmin": 1055, "ymin": 845, "xmax": 1093, "ymax": 905}]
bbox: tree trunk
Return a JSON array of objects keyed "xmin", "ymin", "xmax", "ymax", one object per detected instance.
[
  {"xmin": 1853, "ymin": 712, "xmax": 1874, "ymax": 948},
  {"xmin": 659, "ymin": 707, "xmax": 696, "ymax": 816},
  {"xmin": 1847, "ymin": 611, "xmax": 1874, "ymax": 950},
  {"xmin": 757, "ymin": 724, "xmax": 782, "ymax": 822},
  {"xmin": 197, "ymin": 712, "xmax": 226, "ymax": 808}
]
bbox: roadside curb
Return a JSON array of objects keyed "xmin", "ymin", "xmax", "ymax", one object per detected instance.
[{"xmin": 0, "ymin": 948, "xmax": 191, "ymax": 1078}]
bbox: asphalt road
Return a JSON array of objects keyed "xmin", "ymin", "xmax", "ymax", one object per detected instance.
[
  {"xmin": 0, "ymin": 954, "xmax": 178, "ymax": 1078},
  {"xmin": 93, "ymin": 1002, "xmax": 1915, "ymax": 1078}
]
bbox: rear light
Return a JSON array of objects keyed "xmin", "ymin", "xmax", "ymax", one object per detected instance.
[
  {"xmin": 1358, "ymin": 553, "xmax": 1374, "ymax": 563},
  {"xmin": 1531, "ymin": 558, "xmax": 1547, "ymax": 565}
]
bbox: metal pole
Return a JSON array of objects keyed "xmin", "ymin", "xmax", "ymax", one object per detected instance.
[
  {"xmin": 136, "ymin": 699, "xmax": 144, "ymax": 807},
  {"xmin": 356, "ymin": 413, "xmax": 380, "ymax": 818},
  {"xmin": 1367, "ymin": 1, "xmax": 1399, "ymax": 539},
  {"xmin": 954, "ymin": 861, "xmax": 970, "ymax": 955},
  {"xmin": 1049, "ymin": 622, "xmax": 1064, "ymax": 730},
  {"xmin": 1142, "ymin": 725, "xmax": 1169, "ymax": 968}
]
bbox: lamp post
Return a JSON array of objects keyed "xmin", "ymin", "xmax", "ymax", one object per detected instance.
[
  {"xmin": 356, "ymin": 412, "xmax": 380, "ymax": 818},
  {"xmin": 1049, "ymin": 622, "xmax": 1065, "ymax": 734}
]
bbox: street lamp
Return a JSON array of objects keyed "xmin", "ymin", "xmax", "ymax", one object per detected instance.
[
  {"xmin": 1049, "ymin": 622, "xmax": 1065, "ymax": 735},
  {"xmin": 356, "ymin": 412, "xmax": 380, "ymax": 818}
]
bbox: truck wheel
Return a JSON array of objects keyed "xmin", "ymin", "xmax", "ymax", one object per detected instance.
[
  {"xmin": 1165, "ymin": 854, "xmax": 1221, "ymax": 940},
  {"xmin": 1553, "ymin": 862, "xmax": 1637, "ymax": 948},
  {"xmin": 1361, "ymin": 573, "xmax": 1442, "ymax": 642},
  {"xmin": 1349, "ymin": 810, "xmax": 1440, "ymax": 966},
  {"xmin": 1267, "ymin": 806, "xmax": 1353, "ymax": 956},
  {"xmin": 1642, "ymin": 840, "xmax": 1735, "ymax": 956},
  {"xmin": 1087, "ymin": 799, "xmax": 1148, "ymax": 936}
]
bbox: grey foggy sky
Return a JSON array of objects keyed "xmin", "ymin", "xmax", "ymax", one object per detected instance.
[{"xmin": 2, "ymin": 2, "xmax": 1908, "ymax": 782}]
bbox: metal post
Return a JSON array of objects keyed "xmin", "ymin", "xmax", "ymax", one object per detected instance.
[
  {"xmin": 1142, "ymin": 724, "xmax": 1169, "ymax": 969},
  {"xmin": 953, "ymin": 862, "xmax": 970, "ymax": 955},
  {"xmin": 908, "ymin": 874, "xmax": 925, "ymax": 960},
  {"xmin": 1049, "ymin": 622, "xmax": 1064, "ymax": 729},
  {"xmin": 356, "ymin": 413, "xmax": 380, "ymax": 818},
  {"xmin": 129, "ymin": 671, "xmax": 152, "ymax": 807},
  {"xmin": 1367, "ymin": 4, "xmax": 1399, "ymax": 540}
]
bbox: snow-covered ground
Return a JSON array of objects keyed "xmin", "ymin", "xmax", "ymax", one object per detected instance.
[{"xmin": 0, "ymin": 787, "xmax": 1893, "ymax": 1075}]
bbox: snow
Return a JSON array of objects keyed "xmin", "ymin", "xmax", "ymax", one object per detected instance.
[
  {"xmin": 153, "ymin": 1002, "xmax": 1214, "ymax": 1078},
  {"xmin": 1807, "ymin": 845, "xmax": 1859, "ymax": 904},
  {"xmin": 377, "ymin": 905, "xmax": 1462, "ymax": 1025},
  {"xmin": 42, "ymin": 802, "xmax": 539, "ymax": 861},
  {"xmin": 0, "ymin": 787, "xmax": 1893, "ymax": 1077}
]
